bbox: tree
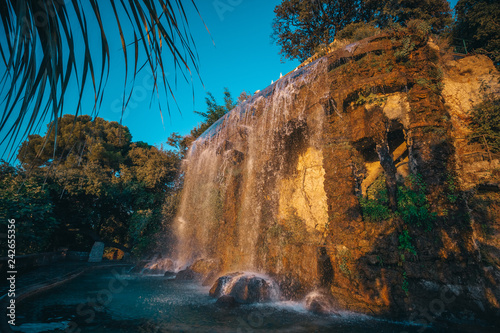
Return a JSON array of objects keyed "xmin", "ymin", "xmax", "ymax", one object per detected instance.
[
  {"xmin": 0, "ymin": 162, "xmax": 58, "ymax": 255},
  {"xmin": 371, "ymin": 0, "xmax": 452, "ymax": 33},
  {"xmin": 272, "ymin": 0, "xmax": 364, "ymax": 62},
  {"xmin": 167, "ymin": 88, "xmax": 243, "ymax": 157},
  {"xmin": 194, "ymin": 88, "xmax": 237, "ymax": 131},
  {"xmin": 271, "ymin": 0, "xmax": 452, "ymax": 62},
  {"xmin": 0, "ymin": 0, "xmax": 206, "ymax": 156},
  {"xmin": 17, "ymin": 115, "xmax": 181, "ymax": 254},
  {"xmin": 453, "ymin": 0, "xmax": 500, "ymax": 67}
]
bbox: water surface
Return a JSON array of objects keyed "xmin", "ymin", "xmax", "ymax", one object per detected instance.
[{"xmin": 13, "ymin": 268, "xmax": 465, "ymax": 333}]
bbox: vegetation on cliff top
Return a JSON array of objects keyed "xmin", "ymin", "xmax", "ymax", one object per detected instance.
[
  {"xmin": 453, "ymin": 0, "xmax": 500, "ymax": 68},
  {"xmin": 271, "ymin": 0, "xmax": 452, "ymax": 61}
]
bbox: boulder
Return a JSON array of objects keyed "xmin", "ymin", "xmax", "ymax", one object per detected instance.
[
  {"xmin": 215, "ymin": 295, "xmax": 239, "ymax": 308},
  {"xmin": 209, "ymin": 272, "xmax": 242, "ymax": 298},
  {"xmin": 304, "ymin": 291, "xmax": 338, "ymax": 315},
  {"xmin": 210, "ymin": 273, "xmax": 278, "ymax": 304},
  {"xmin": 175, "ymin": 268, "xmax": 202, "ymax": 281},
  {"xmin": 151, "ymin": 258, "xmax": 174, "ymax": 271},
  {"xmin": 164, "ymin": 271, "xmax": 176, "ymax": 278}
]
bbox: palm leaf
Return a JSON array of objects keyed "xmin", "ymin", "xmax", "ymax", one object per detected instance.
[{"xmin": 0, "ymin": 0, "xmax": 206, "ymax": 160}]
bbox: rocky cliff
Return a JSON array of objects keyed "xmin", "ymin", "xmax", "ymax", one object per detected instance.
[{"xmin": 174, "ymin": 29, "xmax": 500, "ymax": 325}]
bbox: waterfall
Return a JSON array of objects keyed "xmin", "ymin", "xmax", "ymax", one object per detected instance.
[{"xmin": 174, "ymin": 57, "xmax": 330, "ymax": 276}]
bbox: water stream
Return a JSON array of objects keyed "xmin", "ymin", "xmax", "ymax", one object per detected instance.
[{"xmin": 13, "ymin": 268, "xmax": 444, "ymax": 333}]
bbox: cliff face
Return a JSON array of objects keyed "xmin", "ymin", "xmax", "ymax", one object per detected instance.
[{"xmin": 174, "ymin": 31, "xmax": 500, "ymax": 322}]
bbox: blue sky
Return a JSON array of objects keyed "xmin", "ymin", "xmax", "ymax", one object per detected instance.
[
  {"xmin": 114, "ymin": 0, "xmax": 301, "ymax": 147},
  {"xmin": 122, "ymin": 0, "xmax": 459, "ymax": 148},
  {"xmin": 1, "ymin": 0, "xmax": 459, "ymax": 157}
]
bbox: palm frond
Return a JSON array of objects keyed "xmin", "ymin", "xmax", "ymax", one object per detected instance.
[{"xmin": 0, "ymin": 0, "xmax": 207, "ymax": 160}]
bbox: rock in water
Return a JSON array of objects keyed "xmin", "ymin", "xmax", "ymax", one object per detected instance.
[
  {"xmin": 164, "ymin": 271, "xmax": 176, "ymax": 278},
  {"xmin": 210, "ymin": 273, "xmax": 279, "ymax": 304},
  {"xmin": 209, "ymin": 272, "xmax": 242, "ymax": 298},
  {"xmin": 304, "ymin": 291, "xmax": 337, "ymax": 315},
  {"xmin": 175, "ymin": 268, "xmax": 201, "ymax": 281},
  {"xmin": 215, "ymin": 295, "xmax": 239, "ymax": 308}
]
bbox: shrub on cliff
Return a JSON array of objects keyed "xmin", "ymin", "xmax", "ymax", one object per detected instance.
[
  {"xmin": 359, "ymin": 176, "xmax": 392, "ymax": 222},
  {"xmin": 336, "ymin": 22, "xmax": 381, "ymax": 42},
  {"xmin": 271, "ymin": 0, "xmax": 452, "ymax": 62},
  {"xmin": 468, "ymin": 88, "xmax": 500, "ymax": 153},
  {"xmin": 360, "ymin": 174, "xmax": 436, "ymax": 229}
]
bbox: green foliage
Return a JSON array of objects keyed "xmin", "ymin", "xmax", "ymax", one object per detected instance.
[
  {"xmin": 15, "ymin": 115, "xmax": 181, "ymax": 254},
  {"xmin": 402, "ymin": 271, "xmax": 410, "ymax": 295},
  {"xmin": 337, "ymin": 22, "xmax": 381, "ymax": 42},
  {"xmin": 0, "ymin": 162, "xmax": 58, "ymax": 255},
  {"xmin": 468, "ymin": 85, "xmax": 500, "ymax": 153},
  {"xmin": 397, "ymin": 174, "xmax": 436, "ymax": 230},
  {"xmin": 415, "ymin": 78, "xmax": 443, "ymax": 94},
  {"xmin": 406, "ymin": 19, "xmax": 432, "ymax": 36},
  {"xmin": 194, "ymin": 88, "xmax": 236, "ymax": 132},
  {"xmin": 271, "ymin": 0, "xmax": 363, "ymax": 62},
  {"xmin": 272, "ymin": 0, "xmax": 452, "ymax": 62},
  {"xmin": 360, "ymin": 174, "xmax": 437, "ymax": 230},
  {"xmin": 398, "ymin": 229, "xmax": 417, "ymax": 256},
  {"xmin": 394, "ymin": 36, "xmax": 417, "ymax": 61},
  {"xmin": 445, "ymin": 174, "xmax": 459, "ymax": 204},
  {"xmin": 354, "ymin": 92, "xmax": 388, "ymax": 106},
  {"xmin": 453, "ymin": 0, "xmax": 500, "ymax": 68},
  {"xmin": 360, "ymin": 176, "xmax": 392, "ymax": 222},
  {"xmin": 168, "ymin": 88, "xmax": 243, "ymax": 154},
  {"xmin": 338, "ymin": 247, "xmax": 352, "ymax": 277},
  {"xmin": 379, "ymin": 1, "xmax": 451, "ymax": 33}
]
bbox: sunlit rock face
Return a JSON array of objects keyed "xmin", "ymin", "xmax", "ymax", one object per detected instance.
[{"xmin": 174, "ymin": 33, "xmax": 500, "ymax": 320}]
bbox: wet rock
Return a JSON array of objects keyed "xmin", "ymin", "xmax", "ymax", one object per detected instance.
[
  {"xmin": 276, "ymin": 274, "xmax": 304, "ymax": 300},
  {"xmin": 175, "ymin": 268, "xmax": 201, "ymax": 281},
  {"xmin": 138, "ymin": 258, "xmax": 175, "ymax": 275},
  {"xmin": 210, "ymin": 273, "xmax": 278, "ymax": 304},
  {"xmin": 304, "ymin": 291, "xmax": 338, "ymax": 315},
  {"xmin": 163, "ymin": 271, "xmax": 176, "ymax": 278},
  {"xmin": 190, "ymin": 258, "xmax": 221, "ymax": 276},
  {"xmin": 215, "ymin": 295, "xmax": 239, "ymax": 308},
  {"xmin": 209, "ymin": 272, "xmax": 242, "ymax": 298},
  {"xmin": 151, "ymin": 258, "xmax": 174, "ymax": 271}
]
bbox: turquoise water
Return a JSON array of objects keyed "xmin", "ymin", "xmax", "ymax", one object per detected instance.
[{"xmin": 12, "ymin": 268, "xmax": 459, "ymax": 333}]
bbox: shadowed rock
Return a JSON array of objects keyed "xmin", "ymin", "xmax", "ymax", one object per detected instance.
[
  {"xmin": 215, "ymin": 295, "xmax": 239, "ymax": 308},
  {"xmin": 163, "ymin": 271, "xmax": 176, "ymax": 278}
]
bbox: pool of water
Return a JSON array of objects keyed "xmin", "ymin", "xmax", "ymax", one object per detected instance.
[{"xmin": 12, "ymin": 268, "xmax": 465, "ymax": 333}]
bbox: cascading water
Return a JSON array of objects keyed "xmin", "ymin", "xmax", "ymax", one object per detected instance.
[{"xmin": 173, "ymin": 57, "xmax": 331, "ymax": 279}]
